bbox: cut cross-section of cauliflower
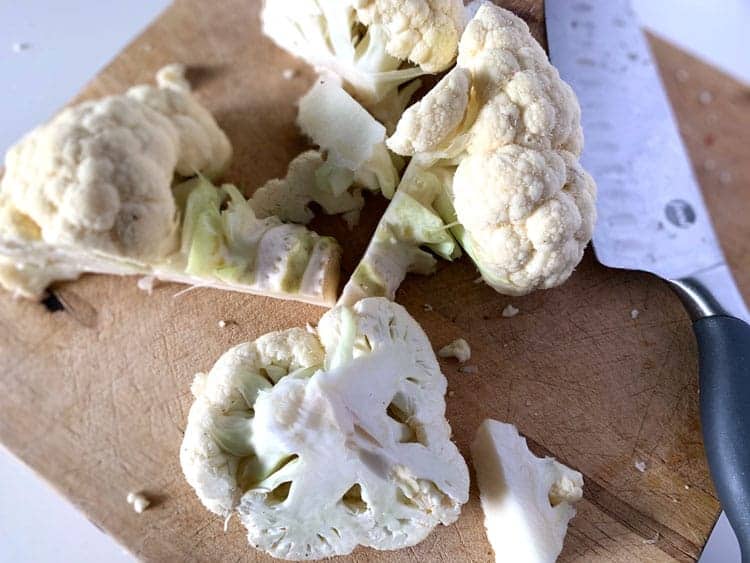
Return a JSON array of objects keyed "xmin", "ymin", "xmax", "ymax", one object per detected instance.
[
  {"xmin": 0, "ymin": 66, "xmax": 340, "ymax": 306},
  {"xmin": 471, "ymin": 420, "xmax": 583, "ymax": 563},
  {"xmin": 383, "ymin": 2, "xmax": 596, "ymax": 297},
  {"xmin": 261, "ymin": 0, "xmax": 466, "ymax": 129},
  {"xmin": 180, "ymin": 297, "xmax": 469, "ymax": 560}
]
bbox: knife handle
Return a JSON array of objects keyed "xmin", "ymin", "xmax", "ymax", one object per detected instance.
[{"xmin": 695, "ymin": 315, "xmax": 750, "ymax": 562}]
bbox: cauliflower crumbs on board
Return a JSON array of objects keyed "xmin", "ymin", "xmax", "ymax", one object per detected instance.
[{"xmin": 502, "ymin": 304, "xmax": 519, "ymax": 318}]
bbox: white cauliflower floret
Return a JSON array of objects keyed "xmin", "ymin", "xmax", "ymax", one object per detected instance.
[
  {"xmin": 250, "ymin": 150, "xmax": 365, "ymax": 228},
  {"xmin": 180, "ymin": 298, "xmax": 470, "ymax": 560},
  {"xmin": 471, "ymin": 420, "xmax": 583, "ymax": 563},
  {"xmin": 261, "ymin": 0, "xmax": 466, "ymax": 127},
  {"xmin": 438, "ymin": 337, "xmax": 471, "ymax": 363},
  {"xmin": 386, "ymin": 2, "xmax": 596, "ymax": 296},
  {"xmin": 0, "ymin": 66, "xmax": 340, "ymax": 306}
]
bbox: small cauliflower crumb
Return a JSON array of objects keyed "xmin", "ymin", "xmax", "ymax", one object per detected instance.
[
  {"xmin": 459, "ymin": 365, "xmax": 478, "ymax": 374},
  {"xmin": 675, "ymin": 69, "xmax": 689, "ymax": 83},
  {"xmin": 137, "ymin": 276, "xmax": 158, "ymax": 295},
  {"xmin": 218, "ymin": 320, "xmax": 227, "ymax": 328},
  {"xmin": 502, "ymin": 304, "xmax": 519, "ymax": 318},
  {"xmin": 438, "ymin": 338, "xmax": 471, "ymax": 363},
  {"xmin": 282, "ymin": 68, "xmax": 297, "ymax": 80},
  {"xmin": 684, "ymin": 484, "xmax": 690, "ymax": 490},
  {"xmin": 630, "ymin": 309, "xmax": 639, "ymax": 319},
  {"xmin": 698, "ymin": 90, "xmax": 713, "ymax": 105},
  {"xmin": 126, "ymin": 491, "xmax": 151, "ymax": 513},
  {"xmin": 635, "ymin": 460, "xmax": 647, "ymax": 473}
]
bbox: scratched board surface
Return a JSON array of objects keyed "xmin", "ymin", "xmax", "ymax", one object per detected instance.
[{"xmin": 1, "ymin": 0, "xmax": 749, "ymax": 561}]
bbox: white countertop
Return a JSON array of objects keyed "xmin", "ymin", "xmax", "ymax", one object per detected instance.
[{"xmin": 0, "ymin": 1, "xmax": 746, "ymax": 561}]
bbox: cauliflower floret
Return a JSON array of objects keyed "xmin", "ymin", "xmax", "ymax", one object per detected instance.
[
  {"xmin": 180, "ymin": 298, "xmax": 469, "ymax": 560},
  {"xmin": 261, "ymin": 0, "xmax": 466, "ymax": 128},
  {"xmin": 386, "ymin": 3, "xmax": 596, "ymax": 295},
  {"xmin": 0, "ymin": 67, "xmax": 340, "ymax": 306},
  {"xmin": 250, "ymin": 150, "xmax": 365, "ymax": 228}
]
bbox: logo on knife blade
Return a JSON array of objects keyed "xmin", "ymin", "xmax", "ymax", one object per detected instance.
[{"xmin": 665, "ymin": 199, "xmax": 696, "ymax": 229}]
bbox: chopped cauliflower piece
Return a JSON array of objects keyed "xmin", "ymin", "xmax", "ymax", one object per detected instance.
[
  {"xmin": 438, "ymin": 338, "xmax": 471, "ymax": 363},
  {"xmin": 180, "ymin": 297, "xmax": 469, "ymax": 560},
  {"xmin": 502, "ymin": 304, "xmax": 520, "ymax": 318},
  {"xmin": 339, "ymin": 162, "xmax": 461, "ymax": 305},
  {"xmin": 126, "ymin": 491, "xmax": 151, "ymax": 514},
  {"xmin": 298, "ymin": 80, "xmax": 399, "ymax": 198},
  {"xmin": 385, "ymin": 3, "xmax": 596, "ymax": 296},
  {"xmin": 261, "ymin": 0, "xmax": 466, "ymax": 128},
  {"xmin": 471, "ymin": 420, "xmax": 583, "ymax": 563},
  {"xmin": 0, "ymin": 67, "xmax": 340, "ymax": 306}
]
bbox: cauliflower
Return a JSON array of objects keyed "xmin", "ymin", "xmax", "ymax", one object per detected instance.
[
  {"xmin": 438, "ymin": 337, "xmax": 471, "ymax": 363},
  {"xmin": 471, "ymin": 420, "xmax": 583, "ymax": 563},
  {"xmin": 251, "ymin": 81, "xmax": 401, "ymax": 229},
  {"xmin": 297, "ymin": 80, "xmax": 400, "ymax": 198},
  {"xmin": 250, "ymin": 150, "xmax": 365, "ymax": 228},
  {"xmin": 386, "ymin": 2, "xmax": 597, "ymax": 296},
  {"xmin": 180, "ymin": 297, "xmax": 469, "ymax": 560},
  {"xmin": 261, "ymin": 0, "xmax": 466, "ymax": 128},
  {"xmin": 339, "ymin": 161, "xmax": 460, "ymax": 305},
  {"xmin": 0, "ymin": 67, "xmax": 340, "ymax": 306}
]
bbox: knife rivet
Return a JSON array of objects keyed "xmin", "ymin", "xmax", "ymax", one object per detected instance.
[{"xmin": 665, "ymin": 199, "xmax": 696, "ymax": 229}]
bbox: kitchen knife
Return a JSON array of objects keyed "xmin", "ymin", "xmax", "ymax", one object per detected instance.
[{"xmin": 545, "ymin": 0, "xmax": 750, "ymax": 561}]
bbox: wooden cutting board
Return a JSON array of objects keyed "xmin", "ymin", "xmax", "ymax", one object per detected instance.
[{"xmin": 1, "ymin": 1, "xmax": 748, "ymax": 561}]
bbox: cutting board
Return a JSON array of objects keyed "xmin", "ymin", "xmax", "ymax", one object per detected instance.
[{"xmin": 1, "ymin": 1, "xmax": 748, "ymax": 561}]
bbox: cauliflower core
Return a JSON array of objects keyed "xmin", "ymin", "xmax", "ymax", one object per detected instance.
[
  {"xmin": 180, "ymin": 298, "xmax": 469, "ymax": 560},
  {"xmin": 0, "ymin": 67, "xmax": 340, "ymax": 306},
  {"xmin": 261, "ymin": 0, "xmax": 466, "ymax": 128},
  {"xmin": 386, "ymin": 2, "xmax": 596, "ymax": 296},
  {"xmin": 471, "ymin": 420, "xmax": 583, "ymax": 563}
]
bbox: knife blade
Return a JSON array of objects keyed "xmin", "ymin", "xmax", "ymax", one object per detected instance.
[{"xmin": 546, "ymin": 1, "xmax": 750, "ymax": 560}]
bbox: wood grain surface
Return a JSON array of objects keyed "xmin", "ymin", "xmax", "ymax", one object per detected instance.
[{"xmin": 1, "ymin": 1, "xmax": 749, "ymax": 561}]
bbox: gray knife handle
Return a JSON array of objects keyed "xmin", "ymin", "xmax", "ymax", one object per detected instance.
[
  {"xmin": 671, "ymin": 269, "xmax": 750, "ymax": 562},
  {"xmin": 694, "ymin": 315, "xmax": 750, "ymax": 563}
]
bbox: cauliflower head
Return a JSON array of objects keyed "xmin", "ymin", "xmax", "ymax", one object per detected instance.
[
  {"xmin": 386, "ymin": 2, "xmax": 597, "ymax": 295},
  {"xmin": 261, "ymin": 0, "xmax": 465, "ymax": 123},
  {"xmin": 471, "ymin": 420, "xmax": 583, "ymax": 563},
  {"xmin": 180, "ymin": 297, "xmax": 469, "ymax": 560}
]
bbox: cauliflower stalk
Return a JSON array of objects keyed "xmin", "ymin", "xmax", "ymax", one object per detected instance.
[
  {"xmin": 0, "ymin": 66, "xmax": 340, "ymax": 306},
  {"xmin": 471, "ymin": 420, "xmax": 583, "ymax": 563},
  {"xmin": 382, "ymin": 2, "xmax": 596, "ymax": 296},
  {"xmin": 261, "ymin": 0, "xmax": 466, "ymax": 128},
  {"xmin": 180, "ymin": 297, "xmax": 469, "ymax": 560}
]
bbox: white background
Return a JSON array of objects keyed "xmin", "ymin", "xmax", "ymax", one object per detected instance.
[{"xmin": 0, "ymin": 1, "xmax": 747, "ymax": 561}]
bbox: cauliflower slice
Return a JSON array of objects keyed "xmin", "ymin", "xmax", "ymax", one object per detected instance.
[
  {"xmin": 261, "ymin": 0, "xmax": 466, "ymax": 127},
  {"xmin": 385, "ymin": 2, "xmax": 596, "ymax": 296},
  {"xmin": 339, "ymin": 161, "xmax": 460, "ymax": 305},
  {"xmin": 0, "ymin": 67, "xmax": 340, "ymax": 306},
  {"xmin": 471, "ymin": 420, "xmax": 583, "ymax": 563},
  {"xmin": 180, "ymin": 297, "xmax": 469, "ymax": 560}
]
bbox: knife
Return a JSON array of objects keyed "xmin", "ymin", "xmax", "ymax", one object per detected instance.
[{"xmin": 545, "ymin": 0, "xmax": 750, "ymax": 561}]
